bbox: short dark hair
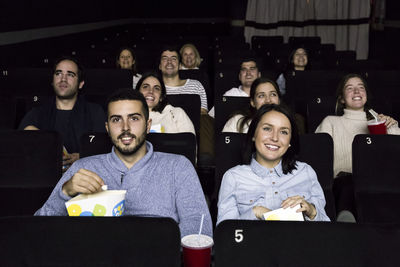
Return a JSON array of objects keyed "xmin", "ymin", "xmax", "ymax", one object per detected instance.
[
  {"xmin": 335, "ymin": 73, "xmax": 371, "ymax": 116},
  {"xmin": 239, "ymin": 54, "xmax": 262, "ymax": 72},
  {"xmin": 243, "ymin": 103, "xmax": 299, "ymax": 174},
  {"xmin": 105, "ymin": 88, "xmax": 149, "ymax": 121},
  {"xmin": 53, "ymin": 56, "xmax": 84, "ymax": 83},
  {"xmin": 116, "ymin": 47, "xmax": 138, "ymax": 75},
  {"xmin": 159, "ymin": 45, "xmax": 181, "ymax": 62},
  {"xmin": 135, "ymin": 72, "xmax": 169, "ymax": 113}
]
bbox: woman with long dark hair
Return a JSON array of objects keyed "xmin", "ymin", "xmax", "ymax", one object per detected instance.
[
  {"xmin": 217, "ymin": 104, "xmax": 329, "ymax": 224},
  {"xmin": 136, "ymin": 72, "xmax": 195, "ymax": 135},
  {"xmin": 116, "ymin": 47, "xmax": 142, "ymax": 88},
  {"xmin": 222, "ymin": 77, "xmax": 306, "ymax": 134}
]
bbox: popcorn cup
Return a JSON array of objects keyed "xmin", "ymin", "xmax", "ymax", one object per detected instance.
[
  {"xmin": 367, "ymin": 119, "xmax": 387, "ymax": 135},
  {"xmin": 65, "ymin": 190, "xmax": 127, "ymax": 217},
  {"xmin": 181, "ymin": 234, "xmax": 213, "ymax": 267}
]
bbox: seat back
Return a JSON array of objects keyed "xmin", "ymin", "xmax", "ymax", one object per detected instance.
[
  {"xmin": 80, "ymin": 132, "xmax": 197, "ymax": 166},
  {"xmin": 0, "ymin": 96, "xmax": 17, "ymax": 129},
  {"xmin": 213, "ymin": 69, "xmax": 240, "ymax": 100},
  {"xmin": 0, "ymin": 130, "xmax": 63, "ymax": 215},
  {"xmin": 167, "ymin": 94, "xmax": 201, "ymax": 136},
  {"xmin": 214, "ymin": 220, "xmax": 400, "ymax": 267},
  {"xmin": 79, "ymin": 132, "xmax": 113, "ymax": 158},
  {"xmin": 0, "ymin": 130, "xmax": 63, "ymax": 187},
  {"xmin": 0, "ymin": 68, "xmax": 54, "ymax": 97},
  {"xmin": 147, "ymin": 133, "xmax": 197, "ymax": 166},
  {"xmin": 306, "ymin": 95, "xmax": 336, "ymax": 133},
  {"xmin": 179, "ymin": 70, "xmax": 212, "ymax": 108},
  {"xmin": 0, "ymin": 216, "xmax": 181, "ymax": 267},
  {"xmin": 83, "ymin": 68, "xmax": 133, "ymax": 94},
  {"xmin": 352, "ymin": 134, "xmax": 400, "ymax": 223},
  {"xmin": 285, "ymin": 70, "xmax": 344, "ymax": 117},
  {"xmin": 213, "ymin": 133, "xmax": 247, "ymax": 196},
  {"xmin": 298, "ymin": 133, "xmax": 335, "ymax": 220},
  {"xmin": 214, "ymin": 96, "xmax": 249, "ymax": 133}
]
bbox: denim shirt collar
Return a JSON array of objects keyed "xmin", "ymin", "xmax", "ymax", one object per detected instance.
[{"xmin": 250, "ymin": 156, "xmax": 283, "ymax": 178}]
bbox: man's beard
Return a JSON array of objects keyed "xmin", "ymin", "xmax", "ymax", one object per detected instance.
[
  {"xmin": 55, "ymin": 85, "xmax": 78, "ymax": 100},
  {"xmin": 113, "ymin": 130, "xmax": 147, "ymax": 156}
]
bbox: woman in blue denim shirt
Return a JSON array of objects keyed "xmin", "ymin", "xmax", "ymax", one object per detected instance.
[{"xmin": 217, "ymin": 104, "xmax": 330, "ymax": 224}]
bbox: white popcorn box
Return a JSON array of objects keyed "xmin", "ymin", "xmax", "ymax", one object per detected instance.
[
  {"xmin": 262, "ymin": 204, "xmax": 305, "ymax": 221},
  {"xmin": 65, "ymin": 190, "xmax": 127, "ymax": 217}
]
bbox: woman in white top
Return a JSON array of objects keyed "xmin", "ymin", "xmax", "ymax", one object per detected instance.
[
  {"xmin": 136, "ymin": 72, "xmax": 195, "ymax": 135},
  {"xmin": 116, "ymin": 47, "xmax": 142, "ymax": 88},
  {"xmin": 316, "ymin": 73, "xmax": 400, "ymax": 221}
]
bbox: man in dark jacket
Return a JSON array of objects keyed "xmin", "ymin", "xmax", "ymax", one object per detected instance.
[{"xmin": 19, "ymin": 56, "xmax": 106, "ymax": 168}]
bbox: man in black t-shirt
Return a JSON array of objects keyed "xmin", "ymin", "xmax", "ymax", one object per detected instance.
[{"xmin": 19, "ymin": 56, "xmax": 106, "ymax": 169}]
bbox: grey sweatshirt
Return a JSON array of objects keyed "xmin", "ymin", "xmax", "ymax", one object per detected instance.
[{"xmin": 35, "ymin": 142, "xmax": 213, "ymax": 238}]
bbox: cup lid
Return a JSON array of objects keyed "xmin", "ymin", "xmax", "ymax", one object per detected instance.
[
  {"xmin": 367, "ymin": 119, "xmax": 386, "ymax": 125},
  {"xmin": 181, "ymin": 234, "xmax": 214, "ymax": 249}
]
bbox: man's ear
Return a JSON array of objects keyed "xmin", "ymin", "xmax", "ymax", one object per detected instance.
[
  {"xmin": 105, "ymin": 122, "xmax": 109, "ymax": 133},
  {"xmin": 146, "ymin": 118, "xmax": 152, "ymax": 133},
  {"xmin": 78, "ymin": 80, "xmax": 85, "ymax": 89}
]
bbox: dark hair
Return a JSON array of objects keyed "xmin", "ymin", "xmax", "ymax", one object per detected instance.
[
  {"xmin": 116, "ymin": 47, "xmax": 138, "ymax": 75},
  {"xmin": 234, "ymin": 77, "xmax": 281, "ymax": 132},
  {"xmin": 335, "ymin": 73, "xmax": 372, "ymax": 117},
  {"xmin": 243, "ymin": 103, "xmax": 299, "ymax": 174},
  {"xmin": 53, "ymin": 56, "xmax": 84, "ymax": 83},
  {"xmin": 160, "ymin": 45, "xmax": 181, "ymax": 62},
  {"xmin": 287, "ymin": 46, "xmax": 310, "ymax": 71},
  {"xmin": 105, "ymin": 88, "xmax": 149, "ymax": 121},
  {"xmin": 135, "ymin": 72, "xmax": 169, "ymax": 113},
  {"xmin": 239, "ymin": 52, "xmax": 263, "ymax": 72}
]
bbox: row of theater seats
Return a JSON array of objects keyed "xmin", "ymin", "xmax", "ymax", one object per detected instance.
[
  {"xmin": 0, "ymin": 68, "xmax": 202, "ymax": 131},
  {"xmin": 1, "ymin": 216, "xmax": 399, "ymax": 266},
  {"xmin": 212, "ymin": 133, "xmax": 400, "ymax": 224},
  {"xmin": 2, "ymin": 67, "xmax": 400, "ymax": 134},
  {"xmin": 0, "ymin": 130, "xmax": 197, "ymax": 216},
  {"xmin": 1, "ymin": 30, "xmax": 381, "ymax": 103},
  {"xmin": 1, "ymin": 129, "xmax": 400, "ymax": 225}
]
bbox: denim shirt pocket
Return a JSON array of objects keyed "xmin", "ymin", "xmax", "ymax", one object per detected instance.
[{"xmin": 236, "ymin": 192, "xmax": 265, "ymax": 215}]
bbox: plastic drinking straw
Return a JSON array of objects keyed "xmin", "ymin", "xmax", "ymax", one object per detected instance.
[
  {"xmin": 198, "ymin": 214, "xmax": 205, "ymax": 235},
  {"xmin": 369, "ymin": 109, "xmax": 379, "ymax": 122}
]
